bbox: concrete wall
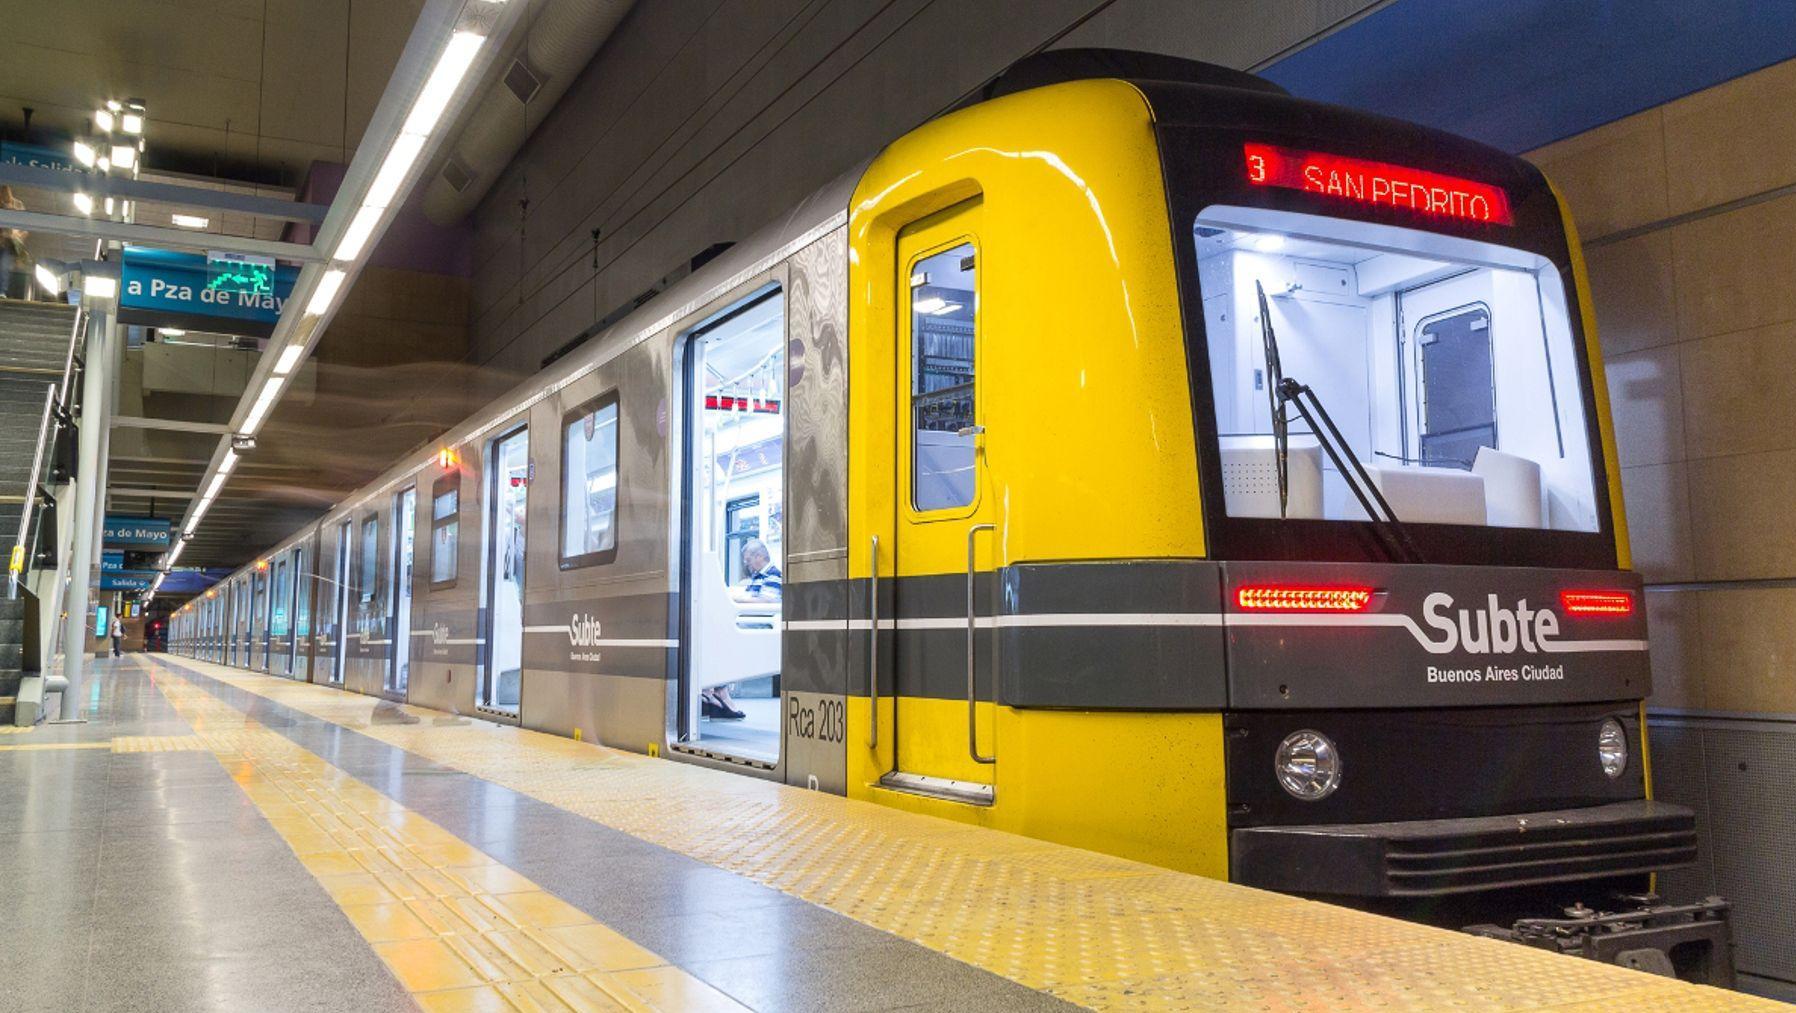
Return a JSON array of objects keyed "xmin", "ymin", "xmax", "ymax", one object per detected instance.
[
  {"xmin": 463, "ymin": 0, "xmax": 1382, "ymax": 374},
  {"xmin": 1528, "ymin": 57, "xmax": 1796, "ymax": 991}
]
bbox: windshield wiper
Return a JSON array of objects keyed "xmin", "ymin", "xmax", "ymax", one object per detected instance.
[{"xmin": 1254, "ymin": 280, "xmax": 1422, "ymax": 564}]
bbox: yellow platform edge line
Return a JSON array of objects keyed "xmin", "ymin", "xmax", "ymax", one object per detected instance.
[
  {"xmin": 149, "ymin": 655, "xmax": 1780, "ymax": 1012},
  {"xmin": 138, "ymin": 660, "xmax": 747, "ymax": 1013}
]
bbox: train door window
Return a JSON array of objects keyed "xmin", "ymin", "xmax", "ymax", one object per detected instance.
[
  {"xmin": 332, "ymin": 520, "xmax": 351, "ymax": 683},
  {"xmin": 1416, "ymin": 304, "xmax": 1496, "ymax": 469},
  {"xmin": 389, "ymin": 488, "xmax": 416, "ymax": 696},
  {"xmin": 253, "ymin": 568, "xmax": 268, "ymax": 670},
  {"xmin": 271, "ymin": 554, "xmax": 292, "ymax": 675},
  {"xmin": 360, "ymin": 516, "xmax": 379, "ymax": 603},
  {"xmin": 723, "ymin": 494, "xmax": 759, "ymax": 585},
  {"xmin": 559, "ymin": 392, "xmax": 620, "ymax": 569},
  {"xmin": 239, "ymin": 579, "xmax": 251, "ymax": 665},
  {"xmin": 680, "ymin": 289, "xmax": 784, "ymax": 765},
  {"xmin": 481, "ymin": 426, "xmax": 528, "ymax": 714},
  {"xmin": 909, "ymin": 242, "xmax": 978, "ymax": 512},
  {"xmin": 430, "ymin": 475, "xmax": 458, "ymax": 587},
  {"xmin": 292, "ymin": 544, "xmax": 310, "ymax": 678}
]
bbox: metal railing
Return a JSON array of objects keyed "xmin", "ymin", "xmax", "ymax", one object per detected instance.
[{"xmin": 7, "ymin": 300, "xmax": 86, "ymax": 599}]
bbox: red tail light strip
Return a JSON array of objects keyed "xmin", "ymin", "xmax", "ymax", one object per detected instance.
[
  {"xmin": 1235, "ymin": 585, "xmax": 1375, "ymax": 613},
  {"xmin": 1560, "ymin": 590, "xmax": 1634, "ymax": 616}
]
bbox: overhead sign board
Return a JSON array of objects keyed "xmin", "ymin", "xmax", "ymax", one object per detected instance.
[
  {"xmin": 103, "ymin": 516, "xmax": 171, "ymax": 548},
  {"xmin": 102, "ymin": 550, "xmax": 125, "ymax": 573},
  {"xmin": 119, "ymin": 248, "xmax": 297, "ymax": 338},
  {"xmin": 0, "ymin": 141, "xmax": 75, "ymax": 172},
  {"xmin": 101, "ymin": 570, "xmax": 157, "ymax": 592}
]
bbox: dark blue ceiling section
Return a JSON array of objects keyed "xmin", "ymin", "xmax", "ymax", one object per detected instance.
[{"xmin": 1261, "ymin": 0, "xmax": 1796, "ymax": 153}]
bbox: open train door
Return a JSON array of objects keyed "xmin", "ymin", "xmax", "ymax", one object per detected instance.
[{"xmin": 882, "ymin": 198, "xmax": 999, "ymax": 805}]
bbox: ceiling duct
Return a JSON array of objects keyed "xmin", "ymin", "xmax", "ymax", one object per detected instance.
[{"xmin": 422, "ymin": 0, "xmax": 636, "ymax": 225}]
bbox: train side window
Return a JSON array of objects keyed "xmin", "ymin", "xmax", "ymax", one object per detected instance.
[
  {"xmin": 360, "ymin": 515, "xmax": 379, "ymax": 602},
  {"xmin": 430, "ymin": 475, "xmax": 459, "ymax": 587},
  {"xmin": 560, "ymin": 391, "xmax": 621, "ymax": 569},
  {"xmin": 910, "ymin": 241, "xmax": 978, "ymax": 511}
]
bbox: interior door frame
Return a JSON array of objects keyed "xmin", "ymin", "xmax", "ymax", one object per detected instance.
[
  {"xmin": 479, "ymin": 423, "xmax": 528, "ymax": 718},
  {"xmin": 388, "ymin": 486, "xmax": 417, "ymax": 698}
]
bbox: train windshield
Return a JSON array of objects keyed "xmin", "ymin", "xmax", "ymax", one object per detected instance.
[{"xmin": 1193, "ymin": 205, "xmax": 1600, "ymax": 535}]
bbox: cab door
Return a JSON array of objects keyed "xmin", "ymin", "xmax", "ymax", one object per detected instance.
[{"xmin": 886, "ymin": 199, "xmax": 998, "ymax": 804}]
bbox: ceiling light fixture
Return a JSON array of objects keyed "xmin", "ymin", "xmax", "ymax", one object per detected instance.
[
  {"xmin": 273, "ymin": 344, "xmax": 305, "ymax": 375},
  {"xmin": 241, "ymin": 376, "xmax": 284, "ymax": 434},
  {"xmin": 364, "ymin": 133, "xmax": 426, "ymax": 211},
  {"xmin": 403, "ymin": 31, "xmax": 487, "ymax": 137},
  {"xmin": 332, "ymin": 205, "xmax": 382, "ymax": 264},
  {"xmin": 71, "ymin": 192, "xmax": 94, "ymax": 216},
  {"xmin": 306, "ymin": 269, "xmax": 346, "ymax": 316},
  {"xmin": 171, "ymin": 213, "xmax": 209, "ymax": 229}
]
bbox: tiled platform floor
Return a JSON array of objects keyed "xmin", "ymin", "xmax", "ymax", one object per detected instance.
[{"xmin": 1, "ymin": 654, "xmax": 1778, "ymax": 1011}]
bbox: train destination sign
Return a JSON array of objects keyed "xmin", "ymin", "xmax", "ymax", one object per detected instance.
[{"xmin": 1243, "ymin": 142, "xmax": 1514, "ymax": 225}]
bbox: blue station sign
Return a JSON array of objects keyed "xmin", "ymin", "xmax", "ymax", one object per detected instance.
[
  {"xmin": 119, "ymin": 248, "xmax": 298, "ymax": 338},
  {"xmin": 103, "ymin": 516, "xmax": 171, "ymax": 548},
  {"xmin": 102, "ymin": 550, "xmax": 125, "ymax": 573},
  {"xmin": 0, "ymin": 141, "xmax": 76, "ymax": 172},
  {"xmin": 100, "ymin": 570, "xmax": 157, "ymax": 592}
]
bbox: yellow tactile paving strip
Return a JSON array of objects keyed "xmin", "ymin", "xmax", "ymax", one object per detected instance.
[
  {"xmin": 110, "ymin": 734, "xmax": 207, "ymax": 752},
  {"xmin": 145, "ymin": 665, "xmax": 747, "ymax": 1013},
  {"xmin": 157, "ymin": 656, "xmax": 1775, "ymax": 1012}
]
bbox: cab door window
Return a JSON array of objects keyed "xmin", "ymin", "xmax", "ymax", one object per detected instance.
[{"xmin": 909, "ymin": 243, "xmax": 978, "ymax": 511}]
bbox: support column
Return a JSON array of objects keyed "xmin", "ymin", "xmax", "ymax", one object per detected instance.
[{"xmin": 58, "ymin": 305, "xmax": 115, "ymax": 721}]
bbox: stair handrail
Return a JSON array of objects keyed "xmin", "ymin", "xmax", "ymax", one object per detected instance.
[{"xmin": 8, "ymin": 299, "xmax": 86, "ymax": 600}]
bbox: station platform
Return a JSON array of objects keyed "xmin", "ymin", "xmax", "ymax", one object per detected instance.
[{"xmin": 4, "ymin": 654, "xmax": 1777, "ymax": 1012}]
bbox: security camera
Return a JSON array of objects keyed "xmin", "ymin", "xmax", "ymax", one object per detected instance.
[{"xmin": 231, "ymin": 434, "xmax": 257, "ymax": 452}]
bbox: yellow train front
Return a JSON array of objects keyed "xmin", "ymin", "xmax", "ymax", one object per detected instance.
[{"xmin": 835, "ymin": 53, "xmax": 1704, "ymax": 956}]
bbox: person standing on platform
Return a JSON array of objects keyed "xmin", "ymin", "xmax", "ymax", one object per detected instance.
[
  {"xmin": 111, "ymin": 621, "xmax": 123, "ymax": 658},
  {"xmin": 0, "ymin": 186, "xmax": 27, "ymax": 300}
]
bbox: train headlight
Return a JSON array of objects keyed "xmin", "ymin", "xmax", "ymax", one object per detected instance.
[
  {"xmin": 1598, "ymin": 718, "xmax": 1628, "ymax": 779},
  {"xmin": 1275, "ymin": 729, "xmax": 1341, "ymax": 801}
]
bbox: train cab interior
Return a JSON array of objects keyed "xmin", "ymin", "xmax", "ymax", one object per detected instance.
[
  {"xmin": 1193, "ymin": 206, "xmax": 1601, "ymax": 534},
  {"xmin": 682, "ymin": 291, "xmax": 786, "ymax": 764}
]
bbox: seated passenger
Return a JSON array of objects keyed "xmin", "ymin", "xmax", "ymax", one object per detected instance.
[
  {"xmin": 704, "ymin": 539, "xmax": 783, "ymax": 720},
  {"xmin": 733, "ymin": 537, "xmax": 783, "ymax": 602}
]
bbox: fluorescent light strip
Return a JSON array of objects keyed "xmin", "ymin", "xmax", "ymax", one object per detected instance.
[
  {"xmin": 402, "ymin": 31, "xmax": 486, "ymax": 137},
  {"xmin": 171, "ymin": 213, "xmax": 209, "ymax": 229},
  {"xmin": 272, "ymin": 344, "xmax": 305, "ymax": 375},
  {"xmin": 241, "ymin": 376, "xmax": 284, "ymax": 433},
  {"xmin": 306, "ymin": 269, "xmax": 346, "ymax": 316},
  {"xmin": 72, "ymin": 192, "xmax": 93, "ymax": 216},
  {"xmin": 332, "ymin": 206, "xmax": 382, "ymax": 264},
  {"xmin": 202, "ymin": 471, "xmax": 228, "ymax": 502},
  {"xmin": 84, "ymin": 276, "xmax": 118, "ymax": 300},
  {"xmin": 365, "ymin": 132, "xmax": 426, "ymax": 210}
]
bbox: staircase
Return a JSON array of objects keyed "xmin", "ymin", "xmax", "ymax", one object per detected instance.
[
  {"xmin": 0, "ymin": 299, "xmax": 73, "ymax": 549},
  {"xmin": 0, "ymin": 297, "xmax": 75, "ymax": 722}
]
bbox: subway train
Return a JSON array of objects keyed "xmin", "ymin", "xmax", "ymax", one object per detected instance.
[{"xmin": 170, "ymin": 50, "xmax": 1723, "ymax": 969}]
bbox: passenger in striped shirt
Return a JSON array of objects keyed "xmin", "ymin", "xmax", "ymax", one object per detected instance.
[
  {"xmin": 704, "ymin": 539, "xmax": 783, "ymax": 721},
  {"xmin": 739, "ymin": 538, "xmax": 783, "ymax": 601}
]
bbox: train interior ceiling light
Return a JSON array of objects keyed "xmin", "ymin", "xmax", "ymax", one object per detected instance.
[{"xmin": 1197, "ymin": 205, "xmax": 1598, "ymax": 533}]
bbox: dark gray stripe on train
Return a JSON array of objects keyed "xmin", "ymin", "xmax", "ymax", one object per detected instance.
[{"xmin": 785, "ymin": 560, "xmax": 1228, "ymax": 709}]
